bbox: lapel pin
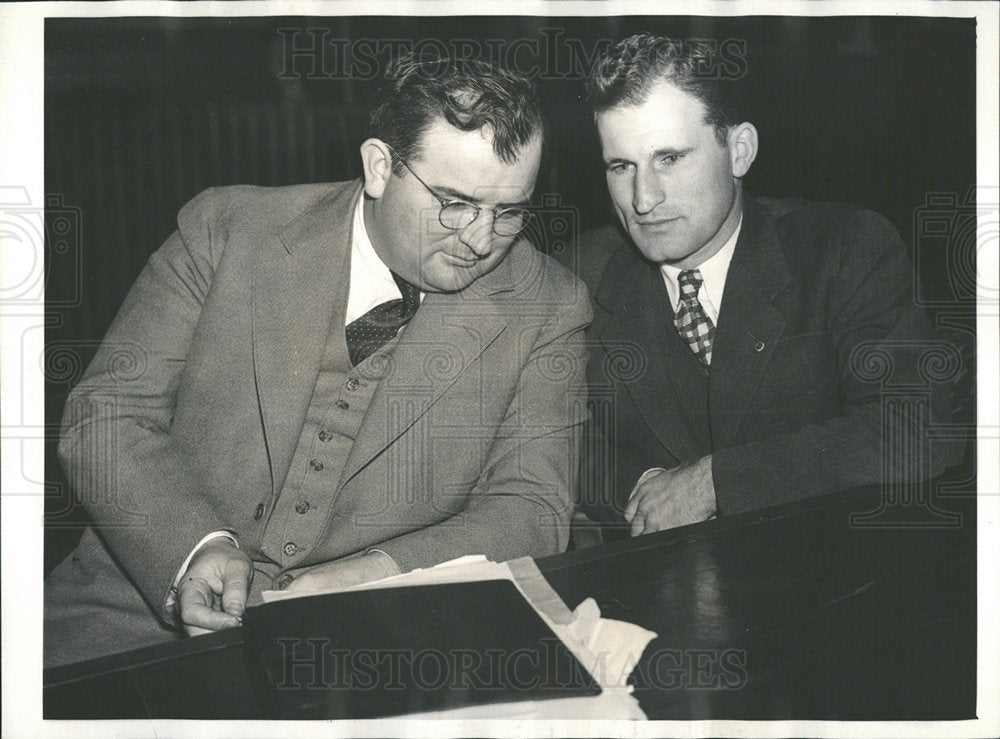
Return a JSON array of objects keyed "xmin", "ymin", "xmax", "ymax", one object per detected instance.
[{"xmin": 755, "ymin": 341, "xmax": 765, "ymax": 352}]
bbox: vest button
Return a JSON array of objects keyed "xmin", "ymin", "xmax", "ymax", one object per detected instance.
[
  {"xmin": 253, "ymin": 503, "xmax": 265, "ymax": 521},
  {"xmin": 318, "ymin": 430, "xmax": 333, "ymax": 442},
  {"xmin": 276, "ymin": 573, "xmax": 295, "ymax": 590},
  {"xmin": 345, "ymin": 378, "xmax": 359, "ymax": 391},
  {"xmin": 335, "ymin": 399, "xmax": 350, "ymax": 410},
  {"xmin": 295, "ymin": 501, "xmax": 310, "ymax": 514},
  {"xmin": 283, "ymin": 542, "xmax": 299, "ymax": 557},
  {"xmin": 309, "ymin": 459, "xmax": 324, "ymax": 471}
]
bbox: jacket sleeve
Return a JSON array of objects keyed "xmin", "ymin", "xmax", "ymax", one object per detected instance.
[
  {"xmin": 370, "ymin": 273, "xmax": 593, "ymax": 571},
  {"xmin": 711, "ymin": 210, "xmax": 960, "ymax": 515},
  {"xmin": 58, "ymin": 189, "xmax": 234, "ymax": 621}
]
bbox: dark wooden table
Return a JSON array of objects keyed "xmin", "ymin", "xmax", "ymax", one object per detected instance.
[{"xmin": 43, "ymin": 486, "xmax": 976, "ymax": 720}]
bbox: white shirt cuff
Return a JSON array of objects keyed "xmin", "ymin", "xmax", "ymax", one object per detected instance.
[{"xmin": 365, "ymin": 547, "xmax": 400, "ymax": 568}]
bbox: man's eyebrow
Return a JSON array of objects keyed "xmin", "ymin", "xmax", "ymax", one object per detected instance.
[
  {"xmin": 434, "ymin": 184, "xmax": 479, "ymax": 202},
  {"xmin": 435, "ymin": 185, "xmax": 529, "ymax": 208},
  {"xmin": 604, "ymin": 147, "xmax": 693, "ymax": 165},
  {"xmin": 651, "ymin": 146, "xmax": 693, "ymax": 157}
]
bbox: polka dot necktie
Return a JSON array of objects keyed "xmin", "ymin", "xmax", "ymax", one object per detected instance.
[
  {"xmin": 345, "ymin": 272, "xmax": 421, "ymax": 366},
  {"xmin": 674, "ymin": 269, "xmax": 715, "ymax": 368}
]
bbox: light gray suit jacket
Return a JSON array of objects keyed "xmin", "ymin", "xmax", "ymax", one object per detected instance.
[{"xmin": 57, "ymin": 180, "xmax": 591, "ymax": 621}]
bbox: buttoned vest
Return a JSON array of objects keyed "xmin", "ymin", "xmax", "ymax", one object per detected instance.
[{"xmin": 257, "ymin": 316, "xmax": 403, "ymax": 571}]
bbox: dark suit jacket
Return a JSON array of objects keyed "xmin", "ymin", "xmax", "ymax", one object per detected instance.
[
  {"xmin": 573, "ymin": 194, "xmax": 956, "ymax": 525},
  {"xmin": 57, "ymin": 180, "xmax": 591, "ymax": 620}
]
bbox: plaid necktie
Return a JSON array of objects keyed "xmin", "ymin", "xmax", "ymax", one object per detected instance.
[
  {"xmin": 674, "ymin": 269, "xmax": 715, "ymax": 367},
  {"xmin": 345, "ymin": 272, "xmax": 421, "ymax": 366}
]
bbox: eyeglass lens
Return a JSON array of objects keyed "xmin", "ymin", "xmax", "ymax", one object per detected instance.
[{"xmin": 439, "ymin": 202, "xmax": 530, "ymax": 236}]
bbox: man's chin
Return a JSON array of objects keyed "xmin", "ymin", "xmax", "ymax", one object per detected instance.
[
  {"xmin": 631, "ymin": 238, "xmax": 687, "ymax": 264},
  {"xmin": 428, "ymin": 259, "xmax": 502, "ymax": 293},
  {"xmin": 422, "ymin": 269, "xmax": 486, "ymax": 294}
]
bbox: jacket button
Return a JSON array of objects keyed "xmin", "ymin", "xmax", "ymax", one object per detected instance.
[
  {"xmin": 309, "ymin": 459, "xmax": 324, "ymax": 471},
  {"xmin": 295, "ymin": 501, "xmax": 310, "ymax": 514},
  {"xmin": 318, "ymin": 430, "xmax": 333, "ymax": 442},
  {"xmin": 276, "ymin": 573, "xmax": 295, "ymax": 590},
  {"xmin": 283, "ymin": 542, "xmax": 299, "ymax": 557},
  {"xmin": 345, "ymin": 378, "xmax": 359, "ymax": 391},
  {"xmin": 253, "ymin": 503, "xmax": 265, "ymax": 521}
]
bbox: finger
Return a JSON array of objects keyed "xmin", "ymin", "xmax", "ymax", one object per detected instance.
[
  {"xmin": 220, "ymin": 569, "xmax": 249, "ymax": 619},
  {"xmin": 283, "ymin": 573, "xmax": 312, "ymax": 593},
  {"xmin": 630, "ymin": 511, "xmax": 645, "ymax": 537},
  {"xmin": 642, "ymin": 513, "xmax": 662, "ymax": 535},
  {"xmin": 624, "ymin": 487, "xmax": 643, "ymax": 522},
  {"xmin": 179, "ymin": 579, "xmax": 240, "ymax": 632},
  {"xmin": 182, "ymin": 601, "xmax": 241, "ymax": 631},
  {"xmin": 623, "ymin": 500, "xmax": 637, "ymax": 523}
]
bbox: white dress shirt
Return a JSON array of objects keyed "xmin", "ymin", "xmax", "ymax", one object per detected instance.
[{"xmin": 345, "ymin": 190, "xmax": 420, "ymax": 324}]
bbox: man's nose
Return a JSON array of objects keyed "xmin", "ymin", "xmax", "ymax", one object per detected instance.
[
  {"xmin": 632, "ymin": 167, "xmax": 665, "ymax": 215},
  {"xmin": 458, "ymin": 211, "xmax": 496, "ymax": 257}
]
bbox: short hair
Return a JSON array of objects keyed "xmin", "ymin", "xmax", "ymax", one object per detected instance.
[
  {"xmin": 586, "ymin": 34, "xmax": 745, "ymax": 145},
  {"xmin": 369, "ymin": 52, "xmax": 544, "ymax": 174}
]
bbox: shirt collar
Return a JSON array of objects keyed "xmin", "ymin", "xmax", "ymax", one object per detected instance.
[
  {"xmin": 345, "ymin": 192, "xmax": 403, "ymax": 325},
  {"xmin": 659, "ymin": 215, "xmax": 742, "ymax": 322}
]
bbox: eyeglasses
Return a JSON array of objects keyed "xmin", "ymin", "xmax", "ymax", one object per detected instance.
[{"xmin": 387, "ymin": 145, "xmax": 533, "ymax": 237}]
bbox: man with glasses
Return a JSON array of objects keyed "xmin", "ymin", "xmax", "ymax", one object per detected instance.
[{"xmin": 46, "ymin": 53, "xmax": 590, "ymax": 665}]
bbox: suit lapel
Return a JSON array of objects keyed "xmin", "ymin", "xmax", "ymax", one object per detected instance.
[
  {"xmin": 252, "ymin": 181, "xmax": 359, "ymax": 495},
  {"xmin": 595, "ymin": 240, "xmax": 703, "ymax": 462},
  {"xmin": 337, "ymin": 246, "xmax": 513, "ymax": 490},
  {"xmin": 709, "ymin": 195, "xmax": 795, "ymax": 447}
]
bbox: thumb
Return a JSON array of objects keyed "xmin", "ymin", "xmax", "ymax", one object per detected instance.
[{"xmin": 220, "ymin": 563, "xmax": 250, "ymax": 619}]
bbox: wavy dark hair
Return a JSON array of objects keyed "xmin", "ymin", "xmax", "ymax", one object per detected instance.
[
  {"xmin": 586, "ymin": 33, "xmax": 744, "ymax": 145},
  {"xmin": 369, "ymin": 51, "xmax": 544, "ymax": 174}
]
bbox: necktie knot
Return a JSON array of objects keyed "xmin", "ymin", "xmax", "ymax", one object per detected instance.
[
  {"xmin": 678, "ymin": 269, "xmax": 703, "ymax": 296},
  {"xmin": 392, "ymin": 272, "xmax": 421, "ymax": 312},
  {"xmin": 345, "ymin": 272, "xmax": 420, "ymax": 366}
]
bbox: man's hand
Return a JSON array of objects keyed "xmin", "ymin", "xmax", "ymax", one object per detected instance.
[
  {"xmin": 284, "ymin": 551, "xmax": 401, "ymax": 594},
  {"xmin": 176, "ymin": 538, "xmax": 252, "ymax": 637},
  {"xmin": 624, "ymin": 455, "xmax": 716, "ymax": 536}
]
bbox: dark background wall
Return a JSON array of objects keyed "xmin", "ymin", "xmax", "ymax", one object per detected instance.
[{"xmin": 43, "ymin": 15, "xmax": 977, "ymax": 572}]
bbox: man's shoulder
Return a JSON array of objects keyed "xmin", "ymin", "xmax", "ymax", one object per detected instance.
[
  {"xmin": 556, "ymin": 223, "xmax": 631, "ymax": 293},
  {"xmin": 500, "ymin": 239, "xmax": 590, "ymax": 304},
  {"xmin": 176, "ymin": 181, "xmax": 358, "ymax": 235},
  {"xmin": 752, "ymin": 195, "xmax": 901, "ymax": 249},
  {"xmin": 748, "ymin": 195, "xmax": 911, "ymax": 294},
  {"xmin": 466, "ymin": 240, "xmax": 590, "ymax": 327}
]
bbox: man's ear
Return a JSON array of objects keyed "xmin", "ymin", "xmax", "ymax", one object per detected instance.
[
  {"xmin": 360, "ymin": 138, "xmax": 393, "ymax": 198},
  {"xmin": 727, "ymin": 122, "xmax": 758, "ymax": 179}
]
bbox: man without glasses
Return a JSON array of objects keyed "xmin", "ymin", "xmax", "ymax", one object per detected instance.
[
  {"xmin": 46, "ymin": 53, "xmax": 590, "ymax": 665},
  {"xmin": 571, "ymin": 34, "xmax": 957, "ymax": 538}
]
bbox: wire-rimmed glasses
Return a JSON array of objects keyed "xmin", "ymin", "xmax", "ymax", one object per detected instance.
[{"xmin": 387, "ymin": 145, "xmax": 533, "ymax": 237}]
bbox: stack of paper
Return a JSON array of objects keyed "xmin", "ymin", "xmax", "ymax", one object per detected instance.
[{"xmin": 261, "ymin": 555, "xmax": 657, "ymax": 720}]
